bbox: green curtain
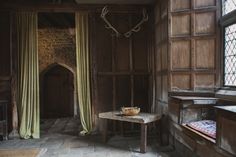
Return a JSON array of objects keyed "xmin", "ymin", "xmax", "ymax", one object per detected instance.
[
  {"xmin": 16, "ymin": 12, "xmax": 40, "ymax": 139},
  {"xmin": 75, "ymin": 12, "xmax": 92, "ymax": 134}
]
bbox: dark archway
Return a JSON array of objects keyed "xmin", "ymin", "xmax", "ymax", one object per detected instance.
[{"xmin": 41, "ymin": 64, "xmax": 74, "ymax": 119}]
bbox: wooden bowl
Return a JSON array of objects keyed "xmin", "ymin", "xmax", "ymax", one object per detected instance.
[{"xmin": 121, "ymin": 107, "xmax": 140, "ymax": 116}]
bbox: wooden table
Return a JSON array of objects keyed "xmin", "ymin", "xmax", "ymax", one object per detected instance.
[{"xmin": 99, "ymin": 111, "xmax": 161, "ymax": 153}]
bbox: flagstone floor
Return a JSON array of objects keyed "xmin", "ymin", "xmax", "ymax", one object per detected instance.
[{"xmin": 0, "ymin": 118, "xmax": 181, "ymax": 157}]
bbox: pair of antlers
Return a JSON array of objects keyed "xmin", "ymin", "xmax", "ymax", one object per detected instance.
[{"xmin": 100, "ymin": 6, "xmax": 149, "ymax": 38}]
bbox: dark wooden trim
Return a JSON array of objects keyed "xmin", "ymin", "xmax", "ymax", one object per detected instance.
[
  {"xmin": 97, "ymin": 72, "xmax": 150, "ymax": 75},
  {"xmin": 215, "ymin": 0, "xmax": 222, "ymax": 89},
  {"xmin": 220, "ymin": 10, "xmax": 236, "ymax": 27},
  {"xmin": 170, "ymin": 69, "xmax": 216, "ymax": 73},
  {"xmin": 171, "ymin": 7, "xmax": 217, "ymax": 15},
  {"xmin": 170, "ymin": 35, "xmax": 217, "ymax": 40},
  {"xmin": 0, "ymin": 3, "xmax": 152, "ymax": 13},
  {"xmin": 129, "ymin": 15, "xmax": 134, "ymax": 107},
  {"xmin": 156, "ymin": 39, "xmax": 169, "ymax": 46},
  {"xmin": 168, "ymin": 91, "xmax": 215, "ymax": 97}
]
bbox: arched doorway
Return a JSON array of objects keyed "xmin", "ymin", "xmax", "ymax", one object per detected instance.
[{"xmin": 41, "ymin": 64, "xmax": 74, "ymax": 119}]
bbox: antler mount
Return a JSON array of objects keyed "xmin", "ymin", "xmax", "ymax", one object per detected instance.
[{"xmin": 100, "ymin": 6, "xmax": 149, "ymax": 38}]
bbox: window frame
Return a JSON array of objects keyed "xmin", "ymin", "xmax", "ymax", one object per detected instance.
[{"xmin": 220, "ymin": 0, "xmax": 236, "ymax": 88}]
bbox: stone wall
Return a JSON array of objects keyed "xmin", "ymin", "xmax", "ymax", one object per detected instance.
[{"xmin": 38, "ymin": 28, "xmax": 76, "ymax": 73}]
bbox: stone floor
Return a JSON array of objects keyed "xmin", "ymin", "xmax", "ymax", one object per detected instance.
[{"xmin": 0, "ymin": 118, "xmax": 181, "ymax": 157}]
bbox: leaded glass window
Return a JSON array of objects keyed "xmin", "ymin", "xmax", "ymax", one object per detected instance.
[
  {"xmin": 222, "ymin": 0, "xmax": 236, "ymax": 87},
  {"xmin": 224, "ymin": 24, "xmax": 236, "ymax": 86},
  {"xmin": 222, "ymin": 0, "xmax": 236, "ymax": 15}
]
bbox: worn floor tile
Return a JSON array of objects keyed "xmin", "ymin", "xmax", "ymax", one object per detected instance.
[{"xmin": 0, "ymin": 118, "xmax": 181, "ymax": 157}]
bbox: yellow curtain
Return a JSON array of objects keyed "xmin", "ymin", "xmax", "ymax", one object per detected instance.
[
  {"xmin": 75, "ymin": 12, "xmax": 92, "ymax": 134},
  {"xmin": 16, "ymin": 12, "xmax": 40, "ymax": 139}
]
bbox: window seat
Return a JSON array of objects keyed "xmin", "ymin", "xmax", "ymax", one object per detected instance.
[
  {"xmin": 186, "ymin": 120, "xmax": 216, "ymax": 139},
  {"xmin": 169, "ymin": 96, "xmax": 236, "ymax": 156}
]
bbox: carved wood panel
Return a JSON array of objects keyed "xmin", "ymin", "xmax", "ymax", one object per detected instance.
[
  {"xmin": 193, "ymin": 0, "xmax": 216, "ymax": 9},
  {"xmin": 195, "ymin": 74, "xmax": 215, "ymax": 89},
  {"xmin": 171, "ymin": 40, "xmax": 191, "ymax": 70},
  {"xmin": 171, "ymin": 14, "xmax": 191, "ymax": 37},
  {"xmin": 195, "ymin": 38, "xmax": 216, "ymax": 69},
  {"xmin": 172, "ymin": 74, "xmax": 191, "ymax": 90},
  {"xmin": 169, "ymin": 0, "xmax": 220, "ymax": 91},
  {"xmin": 194, "ymin": 12, "xmax": 216, "ymax": 35},
  {"xmin": 171, "ymin": 0, "xmax": 191, "ymax": 11}
]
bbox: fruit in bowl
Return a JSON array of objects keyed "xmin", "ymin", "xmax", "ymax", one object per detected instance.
[{"xmin": 121, "ymin": 107, "xmax": 140, "ymax": 116}]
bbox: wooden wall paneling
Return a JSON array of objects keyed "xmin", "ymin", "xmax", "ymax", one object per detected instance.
[
  {"xmin": 195, "ymin": 73, "xmax": 215, "ymax": 90},
  {"xmin": 0, "ymin": 79, "xmax": 11, "ymax": 100},
  {"xmin": 215, "ymin": 0, "xmax": 221, "ymax": 88},
  {"xmin": 133, "ymin": 75, "xmax": 149, "ymax": 112},
  {"xmin": 114, "ymin": 14, "xmax": 130, "ymax": 72},
  {"xmin": 156, "ymin": 48, "xmax": 162, "ymax": 72},
  {"xmin": 90, "ymin": 14, "xmax": 97, "ymax": 126},
  {"xmin": 154, "ymin": 0, "xmax": 168, "ymax": 106},
  {"xmin": 162, "ymin": 74, "xmax": 168, "ymax": 102},
  {"xmin": 132, "ymin": 16, "xmax": 148, "ymax": 71},
  {"xmin": 97, "ymin": 76, "xmax": 113, "ymax": 112},
  {"xmin": 116, "ymin": 76, "xmax": 131, "ymax": 109},
  {"xmin": 171, "ymin": 14, "xmax": 191, "ymax": 37},
  {"xmin": 193, "ymin": 0, "xmax": 216, "ymax": 9},
  {"xmin": 148, "ymin": 10, "xmax": 155, "ymax": 113},
  {"xmin": 0, "ymin": 11, "xmax": 12, "ymax": 133},
  {"xmin": 154, "ymin": 4, "xmax": 160, "ymax": 24},
  {"xmin": 0, "ymin": 12, "xmax": 11, "ymax": 76},
  {"xmin": 111, "ymin": 16, "xmax": 117, "ymax": 132},
  {"xmin": 171, "ymin": 40, "xmax": 191, "ymax": 70},
  {"xmin": 154, "ymin": 0, "xmax": 169, "ymax": 145},
  {"xmin": 10, "ymin": 12, "xmax": 18, "ymax": 135},
  {"xmin": 116, "ymin": 75, "xmax": 131, "ymax": 131},
  {"xmin": 161, "ymin": 44, "xmax": 168, "ymax": 71},
  {"xmin": 171, "ymin": 73, "xmax": 191, "ymax": 90},
  {"xmin": 191, "ymin": 38, "xmax": 195, "ymax": 90},
  {"xmin": 171, "ymin": 0, "xmax": 191, "ymax": 12},
  {"xmin": 169, "ymin": 0, "xmax": 219, "ymax": 92},
  {"xmin": 194, "ymin": 11, "xmax": 216, "ymax": 35},
  {"xmin": 195, "ymin": 38, "xmax": 216, "ymax": 69},
  {"xmin": 95, "ymin": 14, "xmax": 112, "ymax": 72},
  {"xmin": 92, "ymin": 7, "xmax": 151, "ymax": 132},
  {"xmin": 129, "ymin": 16, "xmax": 134, "ymax": 130}
]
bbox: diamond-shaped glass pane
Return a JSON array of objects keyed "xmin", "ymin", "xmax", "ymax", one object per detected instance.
[
  {"xmin": 224, "ymin": 24, "xmax": 236, "ymax": 86},
  {"xmin": 222, "ymin": 0, "xmax": 236, "ymax": 15}
]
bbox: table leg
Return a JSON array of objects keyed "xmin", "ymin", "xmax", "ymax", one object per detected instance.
[
  {"xmin": 140, "ymin": 124, "xmax": 147, "ymax": 153},
  {"xmin": 120, "ymin": 121, "xmax": 124, "ymax": 136},
  {"xmin": 102, "ymin": 119, "xmax": 108, "ymax": 143}
]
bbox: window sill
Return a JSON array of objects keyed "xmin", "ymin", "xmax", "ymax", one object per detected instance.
[{"xmin": 215, "ymin": 89, "xmax": 236, "ymax": 102}]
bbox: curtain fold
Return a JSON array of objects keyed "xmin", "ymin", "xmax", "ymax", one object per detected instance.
[
  {"xmin": 16, "ymin": 12, "xmax": 40, "ymax": 139},
  {"xmin": 75, "ymin": 12, "xmax": 92, "ymax": 134}
]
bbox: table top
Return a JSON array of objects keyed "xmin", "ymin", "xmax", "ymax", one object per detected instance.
[
  {"xmin": 171, "ymin": 96, "xmax": 218, "ymax": 105},
  {"xmin": 99, "ymin": 111, "xmax": 161, "ymax": 124},
  {"xmin": 171, "ymin": 96, "xmax": 218, "ymax": 101},
  {"xmin": 215, "ymin": 106, "xmax": 236, "ymax": 114}
]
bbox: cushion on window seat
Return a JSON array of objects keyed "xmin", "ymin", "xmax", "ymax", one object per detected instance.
[{"xmin": 186, "ymin": 120, "xmax": 216, "ymax": 139}]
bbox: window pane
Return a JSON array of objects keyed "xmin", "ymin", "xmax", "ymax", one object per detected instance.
[
  {"xmin": 224, "ymin": 23, "xmax": 236, "ymax": 86},
  {"xmin": 222, "ymin": 0, "xmax": 236, "ymax": 15}
]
